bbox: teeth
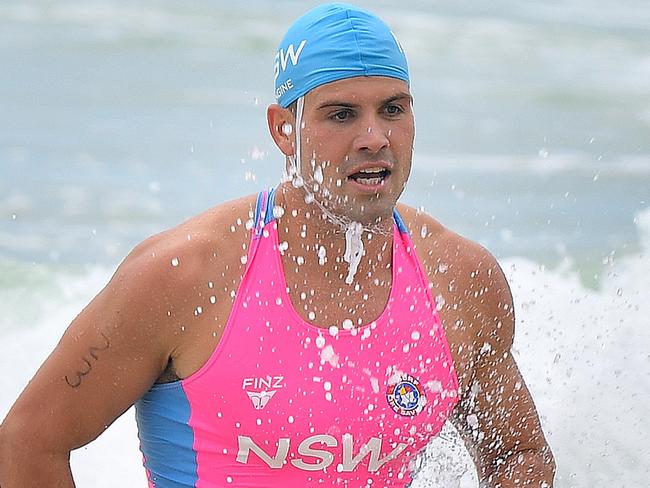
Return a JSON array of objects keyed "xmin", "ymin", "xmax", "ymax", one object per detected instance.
[
  {"xmin": 358, "ymin": 167, "xmax": 384, "ymax": 174},
  {"xmin": 357, "ymin": 177, "xmax": 382, "ymax": 186}
]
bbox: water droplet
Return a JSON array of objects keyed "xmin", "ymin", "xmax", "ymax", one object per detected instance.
[
  {"xmin": 320, "ymin": 344, "xmax": 339, "ymax": 367},
  {"xmin": 171, "ymin": 257, "xmax": 180, "ymax": 267},
  {"xmin": 411, "ymin": 331, "xmax": 420, "ymax": 341},
  {"xmin": 292, "ymin": 175, "xmax": 304, "ymax": 188},
  {"xmin": 315, "ymin": 335, "xmax": 326, "ymax": 348},
  {"xmin": 329, "ymin": 326, "xmax": 339, "ymax": 337},
  {"xmin": 342, "ymin": 319, "xmax": 354, "ymax": 330},
  {"xmin": 314, "ymin": 165, "xmax": 323, "ymax": 184}
]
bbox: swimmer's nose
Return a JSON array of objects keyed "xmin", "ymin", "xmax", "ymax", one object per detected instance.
[{"xmin": 354, "ymin": 119, "xmax": 390, "ymax": 154}]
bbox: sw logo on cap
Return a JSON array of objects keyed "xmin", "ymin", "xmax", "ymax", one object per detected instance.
[{"xmin": 274, "ymin": 40, "xmax": 307, "ymax": 81}]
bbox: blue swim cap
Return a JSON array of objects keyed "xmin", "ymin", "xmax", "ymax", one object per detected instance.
[{"xmin": 274, "ymin": 3, "xmax": 410, "ymax": 108}]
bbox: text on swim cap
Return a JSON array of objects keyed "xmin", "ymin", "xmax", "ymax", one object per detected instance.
[
  {"xmin": 275, "ymin": 80, "xmax": 293, "ymax": 100},
  {"xmin": 274, "ymin": 40, "xmax": 307, "ymax": 81}
]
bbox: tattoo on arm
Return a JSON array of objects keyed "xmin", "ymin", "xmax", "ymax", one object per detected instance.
[{"xmin": 65, "ymin": 332, "xmax": 111, "ymax": 389}]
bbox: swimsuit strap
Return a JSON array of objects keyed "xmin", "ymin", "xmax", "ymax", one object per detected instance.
[{"xmin": 253, "ymin": 187, "xmax": 277, "ymax": 239}]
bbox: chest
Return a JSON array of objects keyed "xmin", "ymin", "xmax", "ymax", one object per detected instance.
[
  {"xmin": 283, "ymin": 262, "xmax": 393, "ymax": 327},
  {"xmin": 179, "ymin": 288, "xmax": 459, "ymax": 477}
]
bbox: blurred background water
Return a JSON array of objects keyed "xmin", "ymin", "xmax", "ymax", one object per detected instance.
[{"xmin": 1, "ymin": 0, "xmax": 648, "ymax": 486}]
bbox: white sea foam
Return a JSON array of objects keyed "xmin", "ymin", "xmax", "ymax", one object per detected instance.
[{"xmin": 1, "ymin": 209, "xmax": 648, "ymax": 486}]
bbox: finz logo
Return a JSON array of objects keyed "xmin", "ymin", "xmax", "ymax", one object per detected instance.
[
  {"xmin": 386, "ymin": 374, "xmax": 426, "ymax": 416},
  {"xmin": 242, "ymin": 375, "xmax": 284, "ymax": 410}
]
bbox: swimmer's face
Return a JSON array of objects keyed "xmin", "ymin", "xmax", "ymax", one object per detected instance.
[{"xmin": 299, "ymin": 76, "xmax": 414, "ymax": 223}]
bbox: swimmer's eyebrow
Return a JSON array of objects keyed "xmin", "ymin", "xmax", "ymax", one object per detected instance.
[
  {"xmin": 316, "ymin": 92, "xmax": 413, "ymax": 110},
  {"xmin": 382, "ymin": 93, "xmax": 413, "ymax": 106}
]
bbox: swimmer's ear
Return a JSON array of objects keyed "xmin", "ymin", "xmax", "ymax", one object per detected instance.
[{"xmin": 267, "ymin": 104, "xmax": 295, "ymax": 157}]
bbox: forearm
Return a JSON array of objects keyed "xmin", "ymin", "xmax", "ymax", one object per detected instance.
[
  {"xmin": 0, "ymin": 451, "xmax": 75, "ymax": 488},
  {"xmin": 0, "ymin": 426, "xmax": 75, "ymax": 488},
  {"xmin": 480, "ymin": 448, "xmax": 555, "ymax": 488}
]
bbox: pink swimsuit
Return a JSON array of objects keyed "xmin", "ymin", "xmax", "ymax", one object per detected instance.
[{"xmin": 135, "ymin": 189, "xmax": 459, "ymax": 487}]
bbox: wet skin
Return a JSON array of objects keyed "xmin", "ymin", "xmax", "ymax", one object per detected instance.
[{"xmin": 0, "ymin": 77, "xmax": 555, "ymax": 486}]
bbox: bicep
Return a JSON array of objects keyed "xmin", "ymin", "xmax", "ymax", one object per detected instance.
[
  {"xmin": 5, "ymin": 272, "xmax": 170, "ymax": 453},
  {"xmin": 450, "ymin": 251, "xmax": 548, "ymax": 475},
  {"xmin": 452, "ymin": 333, "xmax": 549, "ymax": 478}
]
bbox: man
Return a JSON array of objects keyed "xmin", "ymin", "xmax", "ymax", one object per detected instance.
[{"xmin": 0, "ymin": 3, "xmax": 554, "ymax": 487}]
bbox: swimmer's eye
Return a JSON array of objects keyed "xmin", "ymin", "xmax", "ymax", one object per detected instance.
[
  {"xmin": 383, "ymin": 104, "xmax": 405, "ymax": 117},
  {"xmin": 329, "ymin": 109, "xmax": 355, "ymax": 122}
]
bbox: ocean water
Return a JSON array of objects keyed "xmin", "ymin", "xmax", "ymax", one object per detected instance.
[{"xmin": 1, "ymin": 0, "xmax": 649, "ymax": 486}]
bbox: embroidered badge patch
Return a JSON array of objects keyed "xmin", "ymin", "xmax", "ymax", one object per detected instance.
[{"xmin": 386, "ymin": 374, "xmax": 426, "ymax": 416}]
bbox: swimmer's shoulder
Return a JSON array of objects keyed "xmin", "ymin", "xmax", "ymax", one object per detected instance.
[
  {"xmin": 126, "ymin": 193, "xmax": 256, "ymax": 273},
  {"xmin": 108, "ymin": 194, "xmax": 258, "ymax": 326},
  {"xmin": 395, "ymin": 202, "xmax": 487, "ymax": 270},
  {"xmin": 396, "ymin": 202, "xmax": 515, "ymax": 351}
]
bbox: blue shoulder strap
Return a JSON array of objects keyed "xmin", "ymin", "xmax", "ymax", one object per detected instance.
[
  {"xmin": 392, "ymin": 208, "xmax": 409, "ymax": 234},
  {"xmin": 253, "ymin": 188, "xmax": 277, "ymax": 238}
]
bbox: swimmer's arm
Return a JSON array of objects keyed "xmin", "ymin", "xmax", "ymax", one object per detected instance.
[
  {"xmin": 451, "ymin": 254, "xmax": 555, "ymax": 486},
  {"xmin": 0, "ymin": 238, "xmax": 182, "ymax": 487}
]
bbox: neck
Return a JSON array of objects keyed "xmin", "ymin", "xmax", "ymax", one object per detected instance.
[
  {"xmin": 277, "ymin": 181, "xmax": 395, "ymax": 235},
  {"xmin": 275, "ymin": 183, "xmax": 395, "ymax": 286}
]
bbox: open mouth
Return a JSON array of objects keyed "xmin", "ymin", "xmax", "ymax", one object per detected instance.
[{"xmin": 347, "ymin": 168, "xmax": 391, "ymax": 186}]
